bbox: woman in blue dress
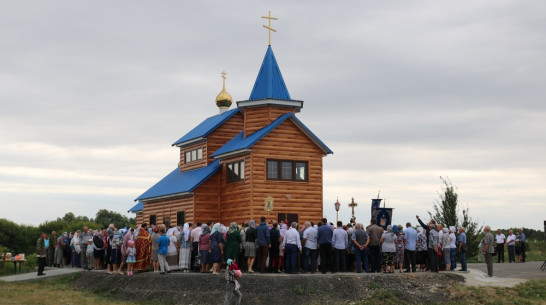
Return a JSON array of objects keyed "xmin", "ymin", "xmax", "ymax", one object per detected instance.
[{"xmin": 210, "ymin": 223, "xmax": 225, "ymax": 275}]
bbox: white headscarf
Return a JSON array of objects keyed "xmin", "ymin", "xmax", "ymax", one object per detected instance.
[
  {"xmin": 449, "ymin": 226, "xmax": 456, "ymax": 233},
  {"xmin": 183, "ymin": 223, "xmax": 190, "ymax": 242}
]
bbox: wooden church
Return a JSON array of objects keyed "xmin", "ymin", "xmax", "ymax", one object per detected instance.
[{"xmin": 129, "ymin": 23, "xmax": 333, "ymax": 227}]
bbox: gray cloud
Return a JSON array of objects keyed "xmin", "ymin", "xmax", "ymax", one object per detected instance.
[{"xmin": 0, "ymin": 1, "xmax": 544, "ymax": 229}]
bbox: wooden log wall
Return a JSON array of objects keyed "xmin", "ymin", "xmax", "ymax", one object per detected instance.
[
  {"xmin": 218, "ymin": 155, "xmax": 252, "ymax": 225},
  {"xmin": 249, "ymin": 119, "xmax": 324, "ymax": 225},
  {"xmin": 193, "ymin": 171, "xmax": 221, "ymax": 223},
  {"xmin": 179, "ymin": 142, "xmax": 207, "ymax": 172},
  {"xmin": 244, "ymin": 106, "xmax": 295, "ymax": 137},
  {"xmin": 207, "ymin": 113, "xmax": 244, "ymax": 163},
  {"xmin": 140, "ymin": 196, "xmax": 194, "ymax": 226}
]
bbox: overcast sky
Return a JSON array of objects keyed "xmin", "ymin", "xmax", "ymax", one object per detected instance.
[{"xmin": 1, "ymin": 1, "xmax": 545, "ymax": 230}]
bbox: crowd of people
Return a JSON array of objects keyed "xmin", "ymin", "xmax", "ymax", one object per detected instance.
[{"xmin": 35, "ymin": 216, "xmax": 528, "ymax": 279}]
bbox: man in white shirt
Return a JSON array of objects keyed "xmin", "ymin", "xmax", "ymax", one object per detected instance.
[
  {"xmin": 302, "ymin": 222, "xmax": 318, "ymax": 273},
  {"xmin": 331, "ymin": 221, "xmax": 348, "ymax": 273},
  {"xmin": 495, "ymin": 229, "xmax": 506, "ymax": 263},
  {"xmin": 282, "ymin": 222, "xmax": 302, "ymax": 274},
  {"xmin": 190, "ymin": 222, "xmax": 202, "ymax": 271},
  {"xmin": 506, "ymin": 230, "xmax": 516, "ymax": 263}
]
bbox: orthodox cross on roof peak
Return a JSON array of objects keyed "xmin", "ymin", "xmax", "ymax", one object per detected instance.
[
  {"xmin": 348, "ymin": 197, "xmax": 358, "ymax": 217},
  {"xmin": 262, "ymin": 11, "xmax": 278, "ymax": 46}
]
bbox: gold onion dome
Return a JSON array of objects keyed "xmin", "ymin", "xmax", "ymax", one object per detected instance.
[{"xmin": 216, "ymin": 71, "xmax": 232, "ymax": 109}]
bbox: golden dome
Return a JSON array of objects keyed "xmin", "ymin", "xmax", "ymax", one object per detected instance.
[{"xmin": 216, "ymin": 71, "xmax": 232, "ymax": 109}]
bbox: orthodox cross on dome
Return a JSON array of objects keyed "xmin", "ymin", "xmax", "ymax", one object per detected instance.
[
  {"xmin": 348, "ymin": 197, "xmax": 358, "ymax": 218},
  {"xmin": 221, "ymin": 71, "xmax": 227, "ymax": 86},
  {"xmin": 262, "ymin": 11, "xmax": 278, "ymax": 46}
]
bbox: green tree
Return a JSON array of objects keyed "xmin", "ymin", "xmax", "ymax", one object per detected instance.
[
  {"xmin": 428, "ymin": 177, "xmax": 459, "ymax": 226},
  {"xmin": 428, "ymin": 177, "xmax": 483, "ymax": 258},
  {"xmin": 94, "ymin": 209, "xmax": 133, "ymax": 229}
]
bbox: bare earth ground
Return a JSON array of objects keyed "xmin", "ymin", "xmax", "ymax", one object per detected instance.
[{"xmin": 71, "ymin": 271, "xmax": 465, "ymax": 305}]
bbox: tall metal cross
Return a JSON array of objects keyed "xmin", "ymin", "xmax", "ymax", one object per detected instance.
[
  {"xmin": 262, "ymin": 11, "xmax": 278, "ymax": 46},
  {"xmin": 348, "ymin": 197, "xmax": 358, "ymax": 217}
]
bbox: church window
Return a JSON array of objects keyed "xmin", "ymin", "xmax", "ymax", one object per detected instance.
[
  {"xmin": 227, "ymin": 160, "xmax": 245, "ymax": 183},
  {"xmin": 267, "ymin": 160, "xmax": 278, "ymax": 179},
  {"xmin": 149, "ymin": 214, "xmax": 157, "ymax": 226},
  {"xmin": 185, "ymin": 147, "xmax": 203, "ymax": 163},
  {"xmin": 281, "ymin": 161, "xmax": 293, "ymax": 180},
  {"xmin": 267, "ymin": 159, "xmax": 308, "ymax": 182}
]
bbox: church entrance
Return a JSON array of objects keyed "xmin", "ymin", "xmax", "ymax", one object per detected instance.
[{"xmin": 277, "ymin": 213, "xmax": 298, "ymax": 225}]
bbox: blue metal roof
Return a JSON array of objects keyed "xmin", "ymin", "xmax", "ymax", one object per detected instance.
[
  {"xmin": 135, "ymin": 160, "xmax": 221, "ymax": 201},
  {"xmin": 128, "ymin": 201, "xmax": 143, "ymax": 213},
  {"xmin": 172, "ymin": 109, "xmax": 239, "ymax": 146},
  {"xmin": 210, "ymin": 113, "xmax": 333, "ymax": 158},
  {"xmin": 249, "ymin": 46, "xmax": 292, "ymax": 101}
]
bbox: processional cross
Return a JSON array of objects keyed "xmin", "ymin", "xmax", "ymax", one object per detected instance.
[
  {"xmin": 262, "ymin": 11, "xmax": 278, "ymax": 45},
  {"xmin": 348, "ymin": 197, "xmax": 358, "ymax": 218}
]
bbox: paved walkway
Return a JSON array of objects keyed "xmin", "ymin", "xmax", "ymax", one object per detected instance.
[
  {"xmin": 0, "ymin": 267, "xmax": 83, "ymax": 282},
  {"xmin": 459, "ymin": 261, "xmax": 546, "ymax": 287},
  {"xmin": 2, "ymin": 261, "xmax": 544, "ymax": 287}
]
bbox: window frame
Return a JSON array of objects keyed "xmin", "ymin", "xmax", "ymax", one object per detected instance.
[
  {"xmin": 149, "ymin": 214, "xmax": 157, "ymax": 226},
  {"xmin": 266, "ymin": 159, "xmax": 308, "ymax": 182},
  {"xmin": 226, "ymin": 159, "xmax": 245, "ymax": 183},
  {"xmin": 184, "ymin": 147, "xmax": 203, "ymax": 164}
]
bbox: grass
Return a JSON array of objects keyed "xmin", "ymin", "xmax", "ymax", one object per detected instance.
[
  {"xmin": 0, "ymin": 274, "xmax": 133, "ymax": 305},
  {"xmin": 356, "ymin": 280, "xmax": 546, "ymax": 305}
]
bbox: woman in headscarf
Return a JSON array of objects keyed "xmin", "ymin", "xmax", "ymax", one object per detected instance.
[
  {"xmin": 441, "ymin": 227, "xmax": 451, "ymax": 271},
  {"xmin": 416, "ymin": 227, "xmax": 428, "ymax": 271},
  {"xmin": 199, "ymin": 224, "xmax": 211, "ymax": 273},
  {"xmin": 394, "ymin": 225, "xmax": 405, "ymax": 273},
  {"xmin": 70, "ymin": 230, "xmax": 81, "ymax": 268},
  {"xmin": 210, "ymin": 223, "xmax": 225, "ymax": 275},
  {"xmin": 117, "ymin": 228, "xmax": 133, "ymax": 274},
  {"xmin": 225, "ymin": 222, "xmax": 242, "ymax": 264},
  {"xmin": 92, "ymin": 230, "xmax": 104, "ymax": 270},
  {"xmin": 380, "ymin": 225, "xmax": 397, "ymax": 273},
  {"xmin": 244, "ymin": 220, "xmax": 257, "ymax": 273},
  {"xmin": 178, "ymin": 223, "xmax": 192, "ymax": 272},
  {"xmin": 449, "ymin": 226, "xmax": 457, "ymax": 270},
  {"xmin": 108, "ymin": 230, "xmax": 122, "ymax": 274},
  {"xmin": 166, "ymin": 227, "xmax": 180, "ymax": 271}
]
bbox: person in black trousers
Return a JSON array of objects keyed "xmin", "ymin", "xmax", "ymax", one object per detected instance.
[
  {"xmin": 317, "ymin": 218, "xmax": 334, "ymax": 274},
  {"xmin": 36, "ymin": 232, "xmax": 47, "ymax": 276}
]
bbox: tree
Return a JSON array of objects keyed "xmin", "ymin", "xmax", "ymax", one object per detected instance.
[
  {"xmin": 94, "ymin": 209, "xmax": 133, "ymax": 229},
  {"xmin": 428, "ymin": 176, "xmax": 483, "ymax": 258},
  {"xmin": 428, "ymin": 177, "xmax": 458, "ymax": 226}
]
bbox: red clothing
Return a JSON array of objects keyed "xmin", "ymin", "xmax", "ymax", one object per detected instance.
[{"xmin": 134, "ymin": 228, "xmax": 151, "ymax": 270}]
